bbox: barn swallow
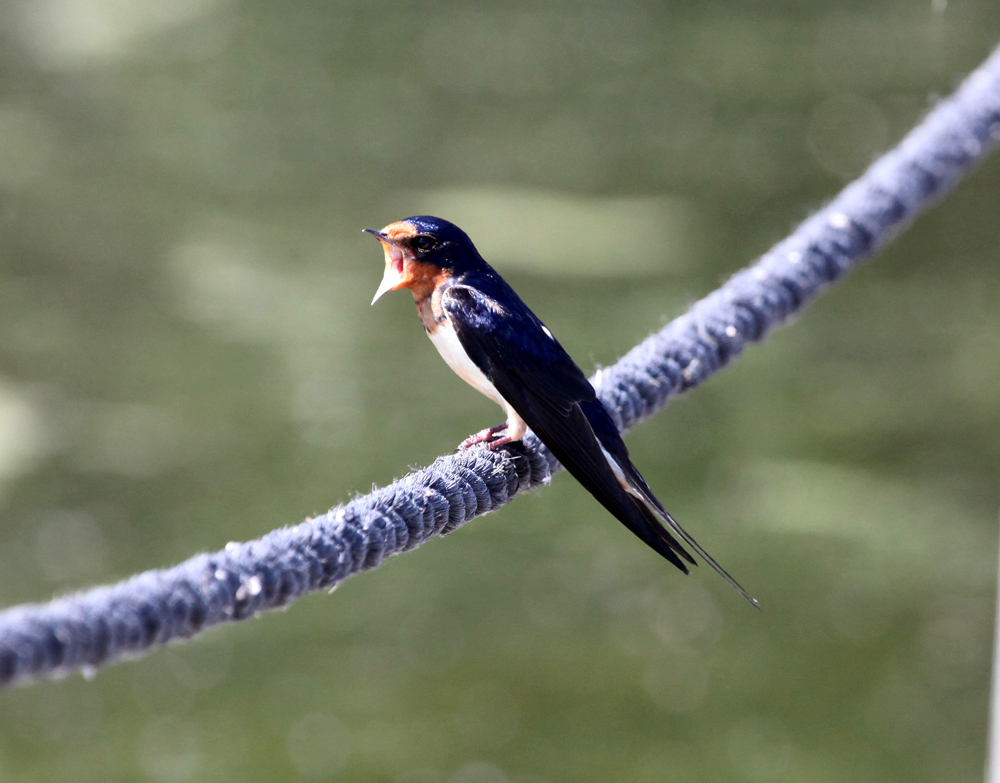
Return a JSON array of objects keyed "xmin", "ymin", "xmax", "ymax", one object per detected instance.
[{"xmin": 366, "ymin": 216, "xmax": 756, "ymax": 607}]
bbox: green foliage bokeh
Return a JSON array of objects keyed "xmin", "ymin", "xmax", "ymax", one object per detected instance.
[{"xmin": 0, "ymin": 2, "xmax": 999, "ymax": 782}]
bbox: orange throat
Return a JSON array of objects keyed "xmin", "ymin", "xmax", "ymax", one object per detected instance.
[
  {"xmin": 370, "ymin": 221, "xmax": 451, "ymax": 308},
  {"xmin": 403, "ymin": 261, "xmax": 448, "ymax": 300}
]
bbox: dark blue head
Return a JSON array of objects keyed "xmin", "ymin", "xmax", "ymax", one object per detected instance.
[{"xmin": 365, "ymin": 216, "xmax": 487, "ymax": 304}]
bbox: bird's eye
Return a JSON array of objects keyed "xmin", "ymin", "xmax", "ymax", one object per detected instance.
[{"xmin": 413, "ymin": 235, "xmax": 437, "ymax": 252}]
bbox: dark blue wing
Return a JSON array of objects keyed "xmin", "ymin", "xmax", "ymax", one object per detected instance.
[
  {"xmin": 439, "ymin": 281, "xmax": 594, "ymax": 413},
  {"xmin": 440, "ymin": 280, "xmax": 697, "ymax": 573}
]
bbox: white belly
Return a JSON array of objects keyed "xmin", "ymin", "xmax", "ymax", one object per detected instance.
[{"xmin": 428, "ymin": 319, "xmax": 527, "ymax": 439}]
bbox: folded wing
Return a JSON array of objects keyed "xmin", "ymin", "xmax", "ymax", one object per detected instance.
[{"xmin": 442, "ymin": 283, "xmax": 697, "ymax": 573}]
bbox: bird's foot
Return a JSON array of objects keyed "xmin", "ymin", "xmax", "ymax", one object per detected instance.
[
  {"xmin": 458, "ymin": 424, "xmax": 510, "ymax": 451},
  {"xmin": 481, "ymin": 433, "xmax": 517, "ymax": 451}
]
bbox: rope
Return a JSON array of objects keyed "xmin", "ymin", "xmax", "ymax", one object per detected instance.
[{"xmin": 2, "ymin": 43, "xmax": 1000, "ymax": 689}]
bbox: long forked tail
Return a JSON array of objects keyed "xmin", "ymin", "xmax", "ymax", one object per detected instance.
[
  {"xmin": 631, "ymin": 495, "xmax": 760, "ymax": 610},
  {"xmin": 595, "ymin": 436, "xmax": 761, "ymax": 609}
]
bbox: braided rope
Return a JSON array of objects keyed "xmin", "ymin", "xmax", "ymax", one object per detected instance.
[{"xmin": 2, "ymin": 43, "xmax": 999, "ymax": 688}]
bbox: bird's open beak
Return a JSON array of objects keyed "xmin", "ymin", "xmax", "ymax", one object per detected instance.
[{"xmin": 364, "ymin": 229, "xmax": 408, "ymax": 305}]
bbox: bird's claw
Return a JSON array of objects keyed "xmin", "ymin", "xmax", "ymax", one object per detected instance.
[{"xmin": 458, "ymin": 424, "xmax": 509, "ymax": 451}]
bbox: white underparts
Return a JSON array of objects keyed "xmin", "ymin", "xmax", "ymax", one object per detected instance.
[{"xmin": 429, "ymin": 318, "xmax": 528, "ymax": 441}]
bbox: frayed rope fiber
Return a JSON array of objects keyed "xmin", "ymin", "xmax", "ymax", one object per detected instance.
[{"xmin": 3, "ymin": 44, "xmax": 1000, "ymax": 689}]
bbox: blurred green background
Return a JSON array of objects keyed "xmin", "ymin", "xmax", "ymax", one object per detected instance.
[{"xmin": 0, "ymin": 1, "xmax": 999, "ymax": 781}]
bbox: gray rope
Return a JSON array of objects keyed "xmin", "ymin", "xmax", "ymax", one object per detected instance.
[{"xmin": 2, "ymin": 43, "xmax": 1000, "ymax": 689}]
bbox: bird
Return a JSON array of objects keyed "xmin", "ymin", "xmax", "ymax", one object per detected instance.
[{"xmin": 366, "ymin": 215, "xmax": 757, "ymax": 607}]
